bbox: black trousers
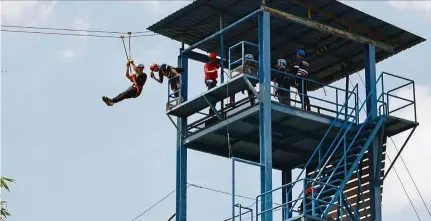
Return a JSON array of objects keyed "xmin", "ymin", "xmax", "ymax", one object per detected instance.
[
  {"xmin": 170, "ymin": 68, "xmax": 184, "ymax": 98},
  {"xmin": 112, "ymin": 86, "xmax": 141, "ymax": 103},
  {"xmin": 205, "ymin": 79, "xmax": 217, "ymax": 115},
  {"xmin": 276, "ymin": 78, "xmax": 291, "ymax": 105},
  {"xmin": 294, "ymin": 79, "xmax": 310, "ymax": 111},
  {"xmin": 170, "ymin": 77, "xmax": 180, "ymax": 98}
]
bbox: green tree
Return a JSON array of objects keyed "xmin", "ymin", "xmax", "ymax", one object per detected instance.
[{"xmin": 0, "ymin": 177, "xmax": 14, "ymax": 221}]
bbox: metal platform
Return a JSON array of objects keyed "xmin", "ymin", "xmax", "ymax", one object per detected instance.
[
  {"xmin": 167, "ymin": 74, "xmax": 258, "ymax": 117},
  {"xmin": 181, "ymin": 102, "xmax": 417, "ymax": 171}
]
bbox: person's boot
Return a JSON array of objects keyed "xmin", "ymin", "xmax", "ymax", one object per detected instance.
[{"xmin": 102, "ymin": 96, "xmax": 114, "ymax": 106}]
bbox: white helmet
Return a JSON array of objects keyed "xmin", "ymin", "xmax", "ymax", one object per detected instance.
[
  {"xmin": 278, "ymin": 58, "xmax": 287, "ymax": 66},
  {"xmin": 245, "ymin": 54, "xmax": 254, "ymax": 60}
]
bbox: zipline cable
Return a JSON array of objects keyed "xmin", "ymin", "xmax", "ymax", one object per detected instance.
[
  {"xmin": 1, "ymin": 24, "xmax": 132, "ymax": 34},
  {"xmin": 188, "ymin": 183, "xmax": 283, "ymax": 207},
  {"xmin": 386, "ymin": 153, "xmax": 422, "ymax": 221},
  {"xmin": 0, "ymin": 29, "xmax": 158, "ymax": 38},
  {"xmin": 1, "ymin": 29, "xmax": 122, "ymax": 38},
  {"xmin": 389, "ymin": 137, "xmax": 431, "ymax": 216},
  {"xmin": 1, "ymin": 23, "xmax": 219, "ymax": 34},
  {"xmin": 188, "ymin": 183, "xmax": 255, "ymax": 201},
  {"xmin": 130, "ymin": 184, "xmax": 190, "ymax": 221},
  {"xmin": 129, "ymin": 182, "xmax": 281, "ymax": 221}
]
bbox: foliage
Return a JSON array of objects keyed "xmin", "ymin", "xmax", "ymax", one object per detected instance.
[{"xmin": 0, "ymin": 177, "xmax": 14, "ymax": 221}]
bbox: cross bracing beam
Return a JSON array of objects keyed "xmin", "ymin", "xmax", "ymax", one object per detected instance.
[{"xmin": 262, "ymin": 6, "xmax": 394, "ymax": 52}]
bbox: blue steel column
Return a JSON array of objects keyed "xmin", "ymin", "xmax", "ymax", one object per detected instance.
[
  {"xmin": 220, "ymin": 12, "xmax": 224, "ymax": 84},
  {"xmin": 282, "ymin": 170, "xmax": 292, "ymax": 220},
  {"xmin": 258, "ymin": 9, "xmax": 273, "ymax": 221},
  {"xmin": 176, "ymin": 49, "xmax": 188, "ymax": 221},
  {"xmin": 220, "ymin": 13, "xmax": 225, "ymax": 112},
  {"xmin": 364, "ymin": 44, "xmax": 382, "ymax": 221}
]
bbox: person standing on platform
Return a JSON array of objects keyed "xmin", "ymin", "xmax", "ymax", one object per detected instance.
[
  {"xmin": 293, "ymin": 49, "xmax": 311, "ymax": 111},
  {"xmin": 204, "ymin": 52, "xmax": 220, "ymax": 116},
  {"xmin": 149, "ymin": 63, "xmax": 184, "ymax": 100},
  {"xmin": 273, "ymin": 58, "xmax": 291, "ymax": 105},
  {"xmin": 226, "ymin": 54, "xmax": 258, "ymax": 108},
  {"xmin": 102, "ymin": 59, "xmax": 147, "ymax": 106}
]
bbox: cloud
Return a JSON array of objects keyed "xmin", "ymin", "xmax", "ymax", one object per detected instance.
[
  {"xmin": 388, "ymin": 1, "xmax": 431, "ymax": 17},
  {"xmin": 62, "ymin": 49, "xmax": 76, "ymax": 59},
  {"xmin": 382, "ymin": 85, "xmax": 431, "ymax": 219},
  {"xmin": 1, "ymin": 1, "xmax": 57, "ymax": 25}
]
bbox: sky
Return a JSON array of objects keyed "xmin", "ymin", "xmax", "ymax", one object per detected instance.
[{"xmin": 1, "ymin": 1, "xmax": 431, "ymax": 221}]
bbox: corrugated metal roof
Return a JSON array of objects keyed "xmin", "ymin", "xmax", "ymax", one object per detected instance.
[{"xmin": 148, "ymin": 0, "xmax": 425, "ymax": 91}]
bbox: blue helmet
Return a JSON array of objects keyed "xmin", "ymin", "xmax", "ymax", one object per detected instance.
[
  {"xmin": 296, "ymin": 49, "xmax": 306, "ymax": 57},
  {"xmin": 137, "ymin": 64, "xmax": 145, "ymax": 68}
]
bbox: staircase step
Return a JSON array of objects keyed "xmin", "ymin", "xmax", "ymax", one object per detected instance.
[{"xmin": 347, "ymin": 131, "xmax": 372, "ymax": 141}]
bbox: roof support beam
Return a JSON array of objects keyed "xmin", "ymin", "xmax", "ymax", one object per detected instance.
[
  {"xmin": 313, "ymin": 30, "xmax": 403, "ymax": 84},
  {"xmin": 262, "ymin": 6, "xmax": 394, "ymax": 52},
  {"xmin": 181, "ymin": 8, "xmax": 262, "ymax": 54},
  {"xmin": 183, "ymin": 50, "xmax": 228, "ymax": 66}
]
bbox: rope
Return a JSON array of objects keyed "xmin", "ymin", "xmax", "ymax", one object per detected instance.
[
  {"xmin": 389, "ymin": 137, "xmax": 431, "ymax": 217},
  {"xmin": 386, "ymin": 154, "xmax": 422, "ymax": 221},
  {"xmin": 188, "ymin": 183, "xmax": 255, "ymax": 201},
  {"xmin": 128, "ymin": 32, "xmax": 132, "ymax": 74},
  {"xmin": 225, "ymin": 70, "xmax": 233, "ymax": 158},
  {"xmin": 128, "ymin": 32, "xmax": 132, "ymax": 59},
  {"xmin": 130, "ymin": 184, "xmax": 190, "ymax": 221},
  {"xmin": 121, "ymin": 36, "xmax": 130, "ymax": 60}
]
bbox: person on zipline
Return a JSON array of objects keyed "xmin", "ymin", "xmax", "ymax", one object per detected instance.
[
  {"xmin": 102, "ymin": 59, "xmax": 147, "ymax": 106},
  {"xmin": 149, "ymin": 63, "xmax": 184, "ymax": 99},
  {"xmin": 293, "ymin": 49, "xmax": 311, "ymax": 111}
]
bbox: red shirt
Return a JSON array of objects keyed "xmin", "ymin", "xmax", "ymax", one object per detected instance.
[
  {"xmin": 204, "ymin": 62, "xmax": 219, "ymax": 81},
  {"xmin": 305, "ymin": 187, "xmax": 313, "ymax": 195}
]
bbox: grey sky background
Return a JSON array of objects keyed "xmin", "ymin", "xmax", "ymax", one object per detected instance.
[{"xmin": 1, "ymin": 1, "xmax": 430, "ymax": 221}]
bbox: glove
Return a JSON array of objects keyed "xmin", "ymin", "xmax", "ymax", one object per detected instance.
[{"xmin": 128, "ymin": 58, "xmax": 134, "ymax": 63}]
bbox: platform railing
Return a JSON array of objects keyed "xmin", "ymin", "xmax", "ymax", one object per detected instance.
[
  {"xmin": 255, "ymin": 178, "xmax": 359, "ymax": 221},
  {"xmin": 228, "ymin": 41, "xmax": 259, "ymax": 79},
  {"xmin": 166, "ymin": 74, "xmax": 183, "ymax": 111},
  {"xmin": 376, "ymin": 71, "xmax": 417, "ymax": 122},
  {"xmin": 271, "ymin": 69, "xmax": 359, "ymax": 123}
]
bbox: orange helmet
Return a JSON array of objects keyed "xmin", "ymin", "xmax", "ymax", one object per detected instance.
[
  {"xmin": 149, "ymin": 63, "xmax": 158, "ymax": 71},
  {"xmin": 208, "ymin": 52, "xmax": 216, "ymax": 59}
]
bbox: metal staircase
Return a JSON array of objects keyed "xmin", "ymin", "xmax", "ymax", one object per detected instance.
[{"xmin": 256, "ymin": 79, "xmax": 389, "ymax": 221}]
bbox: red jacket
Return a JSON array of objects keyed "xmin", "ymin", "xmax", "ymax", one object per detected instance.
[
  {"xmin": 204, "ymin": 62, "xmax": 219, "ymax": 81},
  {"xmin": 305, "ymin": 187, "xmax": 314, "ymax": 195}
]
